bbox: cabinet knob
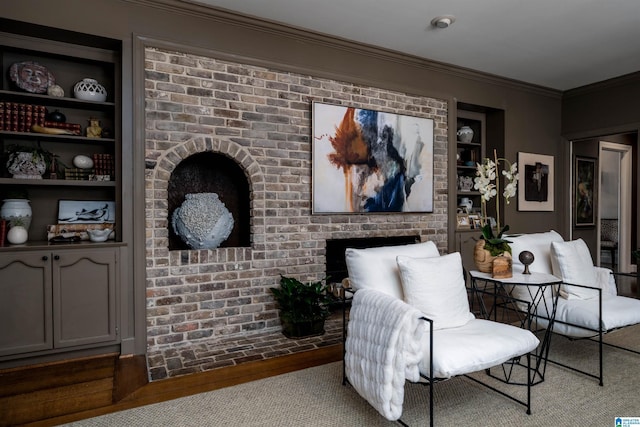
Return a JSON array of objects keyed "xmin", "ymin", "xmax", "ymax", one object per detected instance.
[
  {"xmin": 42, "ymin": 256, "xmax": 48, "ymax": 261},
  {"xmin": 54, "ymin": 255, "xmax": 60, "ymax": 260}
]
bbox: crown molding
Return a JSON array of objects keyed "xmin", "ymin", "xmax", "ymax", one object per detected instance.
[
  {"xmin": 124, "ymin": 0, "xmax": 561, "ymax": 99},
  {"xmin": 563, "ymin": 70, "xmax": 640, "ymax": 98}
]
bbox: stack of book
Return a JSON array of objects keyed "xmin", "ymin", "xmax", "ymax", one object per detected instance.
[
  {"xmin": 42, "ymin": 121, "xmax": 82, "ymax": 135},
  {"xmin": 0, "ymin": 102, "xmax": 46, "ymax": 132},
  {"xmin": 92, "ymin": 153, "xmax": 115, "ymax": 179},
  {"xmin": 65, "ymin": 168, "xmax": 94, "ymax": 180},
  {"xmin": 0, "ymin": 102, "xmax": 82, "ymax": 134}
]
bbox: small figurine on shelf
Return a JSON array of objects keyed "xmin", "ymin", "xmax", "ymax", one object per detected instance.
[
  {"xmin": 49, "ymin": 157, "xmax": 57, "ymax": 179},
  {"xmin": 86, "ymin": 117, "xmax": 102, "ymax": 138}
]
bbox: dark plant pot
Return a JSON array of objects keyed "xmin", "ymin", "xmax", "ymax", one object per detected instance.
[{"xmin": 282, "ymin": 319, "xmax": 326, "ymax": 339}]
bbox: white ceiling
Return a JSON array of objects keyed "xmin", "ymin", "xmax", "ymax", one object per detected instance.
[{"xmin": 183, "ymin": 0, "xmax": 640, "ymax": 91}]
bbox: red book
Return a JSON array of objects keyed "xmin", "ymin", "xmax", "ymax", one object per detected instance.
[{"xmin": 0, "ymin": 220, "xmax": 6, "ymax": 246}]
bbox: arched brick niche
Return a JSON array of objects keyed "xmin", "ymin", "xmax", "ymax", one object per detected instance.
[{"xmin": 168, "ymin": 152, "xmax": 250, "ymax": 250}]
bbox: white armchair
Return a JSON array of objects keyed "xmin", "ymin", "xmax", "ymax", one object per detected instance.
[
  {"xmin": 342, "ymin": 241, "xmax": 539, "ymax": 426},
  {"xmin": 508, "ymin": 230, "xmax": 640, "ymax": 385}
]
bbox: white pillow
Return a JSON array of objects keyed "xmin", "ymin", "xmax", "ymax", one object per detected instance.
[
  {"xmin": 507, "ymin": 230, "xmax": 564, "ymax": 275},
  {"xmin": 396, "ymin": 252, "xmax": 474, "ymax": 330},
  {"xmin": 550, "ymin": 239, "xmax": 600, "ymax": 300},
  {"xmin": 345, "ymin": 241, "xmax": 440, "ymax": 300}
]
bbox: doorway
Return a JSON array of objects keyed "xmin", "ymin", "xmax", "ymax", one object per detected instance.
[{"xmin": 598, "ymin": 141, "xmax": 633, "ymax": 272}]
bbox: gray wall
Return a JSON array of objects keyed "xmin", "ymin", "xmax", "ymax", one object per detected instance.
[
  {"xmin": 2, "ymin": 0, "xmax": 568, "ymax": 355},
  {"xmin": 563, "ymin": 78, "xmax": 639, "ymax": 264}
]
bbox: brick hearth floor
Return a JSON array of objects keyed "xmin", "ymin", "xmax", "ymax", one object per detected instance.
[
  {"xmin": 146, "ymin": 310, "xmax": 345, "ymax": 381},
  {"xmin": 145, "ymin": 272, "xmax": 638, "ymax": 381}
]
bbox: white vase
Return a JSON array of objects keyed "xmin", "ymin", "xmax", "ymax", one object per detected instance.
[
  {"xmin": 459, "ymin": 197, "xmax": 473, "ymax": 212},
  {"xmin": 1, "ymin": 199, "xmax": 32, "ymax": 230},
  {"xmin": 7, "ymin": 225, "xmax": 28, "ymax": 244},
  {"xmin": 457, "ymin": 125, "xmax": 474, "ymax": 143},
  {"xmin": 172, "ymin": 193, "xmax": 234, "ymax": 249}
]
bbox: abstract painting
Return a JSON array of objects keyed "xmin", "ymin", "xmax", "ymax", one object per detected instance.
[
  {"xmin": 574, "ymin": 156, "xmax": 596, "ymax": 227},
  {"xmin": 517, "ymin": 152, "xmax": 554, "ymax": 211},
  {"xmin": 312, "ymin": 102, "xmax": 434, "ymax": 213}
]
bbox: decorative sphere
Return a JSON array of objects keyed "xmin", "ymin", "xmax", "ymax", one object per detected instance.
[
  {"xmin": 73, "ymin": 155, "xmax": 94, "ymax": 169},
  {"xmin": 519, "ymin": 250, "xmax": 535, "ymax": 274},
  {"xmin": 519, "ymin": 250, "xmax": 534, "ymax": 265},
  {"xmin": 47, "ymin": 84, "xmax": 65, "ymax": 97}
]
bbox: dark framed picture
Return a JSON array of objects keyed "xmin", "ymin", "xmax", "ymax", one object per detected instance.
[
  {"xmin": 58, "ymin": 200, "xmax": 116, "ymax": 224},
  {"xmin": 312, "ymin": 102, "xmax": 434, "ymax": 213},
  {"xmin": 517, "ymin": 152, "xmax": 554, "ymax": 211},
  {"xmin": 574, "ymin": 156, "xmax": 597, "ymax": 227}
]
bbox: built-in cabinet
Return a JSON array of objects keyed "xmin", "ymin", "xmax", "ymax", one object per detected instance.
[
  {"xmin": 451, "ymin": 103, "xmax": 505, "ymax": 272},
  {"xmin": 0, "ymin": 247, "xmax": 119, "ymax": 358},
  {"xmin": 455, "ymin": 110, "xmax": 485, "ymax": 222},
  {"xmin": 0, "ymin": 30, "xmax": 121, "ymax": 241},
  {"xmin": 0, "ymin": 23, "xmax": 124, "ymax": 364}
]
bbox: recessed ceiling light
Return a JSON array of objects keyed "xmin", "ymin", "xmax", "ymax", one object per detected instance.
[{"xmin": 431, "ymin": 15, "xmax": 456, "ymax": 29}]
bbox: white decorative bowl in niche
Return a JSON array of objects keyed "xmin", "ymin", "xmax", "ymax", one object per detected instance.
[
  {"xmin": 87, "ymin": 228, "xmax": 113, "ymax": 242},
  {"xmin": 73, "ymin": 78, "xmax": 107, "ymax": 102}
]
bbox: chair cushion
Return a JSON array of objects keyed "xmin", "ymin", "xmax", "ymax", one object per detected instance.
[
  {"xmin": 396, "ymin": 252, "xmax": 474, "ymax": 330},
  {"xmin": 550, "ymin": 239, "xmax": 599, "ymax": 300},
  {"xmin": 507, "ymin": 230, "xmax": 564, "ymax": 275},
  {"xmin": 418, "ymin": 318, "xmax": 540, "ymax": 378},
  {"xmin": 345, "ymin": 241, "xmax": 440, "ymax": 300},
  {"xmin": 536, "ymin": 294, "xmax": 640, "ymax": 338}
]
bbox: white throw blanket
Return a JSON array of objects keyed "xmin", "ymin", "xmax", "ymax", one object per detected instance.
[{"xmin": 345, "ymin": 288, "xmax": 427, "ymax": 421}]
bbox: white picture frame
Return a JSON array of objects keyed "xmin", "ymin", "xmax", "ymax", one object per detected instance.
[{"xmin": 58, "ymin": 200, "xmax": 116, "ymax": 224}]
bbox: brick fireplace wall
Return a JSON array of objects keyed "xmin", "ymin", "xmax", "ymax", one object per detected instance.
[{"xmin": 144, "ymin": 46, "xmax": 449, "ymax": 353}]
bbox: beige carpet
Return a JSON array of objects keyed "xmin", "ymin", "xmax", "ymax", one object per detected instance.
[{"xmin": 63, "ymin": 326, "xmax": 640, "ymax": 426}]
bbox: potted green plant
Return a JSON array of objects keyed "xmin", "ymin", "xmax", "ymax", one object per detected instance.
[
  {"xmin": 479, "ymin": 224, "xmax": 513, "ymax": 256},
  {"xmin": 473, "ymin": 150, "xmax": 518, "ymax": 274},
  {"xmin": 270, "ymin": 274, "xmax": 332, "ymax": 338}
]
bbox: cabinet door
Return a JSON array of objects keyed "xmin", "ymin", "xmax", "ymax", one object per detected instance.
[
  {"xmin": 455, "ymin": 232, "xmax": 479, "ymax": 280},
  {"xmin": 52, "ymin": 248, "xmax": 118, "ymax": 348},
  {"xmin": 0, "ymin": 252, "xmax": 53, "ymax": 356}
]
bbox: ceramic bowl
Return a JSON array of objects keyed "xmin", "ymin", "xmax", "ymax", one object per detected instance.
[
  {"xmin": 73, "ymin": 78, "xmax": 107, "ymax": 102},
  {"xmin": 87, "ymin": 228, "xmax": 112, "ymax": 242}
]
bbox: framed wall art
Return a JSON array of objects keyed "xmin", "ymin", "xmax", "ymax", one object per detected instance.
[
  {"xmin": 517, "ymin": 152, "xmax": 554, "ymax": 212},
  {"xmin": 574, "ymin": 156, "xmax": 597, "ymax": 227},
  {"xmin": 58, "ymin": 200, "xmax": 115, "ymax": 224},
  {"xmin": 312, "ymin": 102, "xmax": 434, "ymax": 213}
]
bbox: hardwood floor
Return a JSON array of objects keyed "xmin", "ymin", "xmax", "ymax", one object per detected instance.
[
  {"xmin": 21, "ymin": 344, "xmax": 342, "ymax": 427},
  {"xmin": 0, "ymin": 354, "xmax": 119, "ymax": 426}
]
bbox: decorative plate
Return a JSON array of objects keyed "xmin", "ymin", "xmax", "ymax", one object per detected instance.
[{"xmin": 9, "ymin": 61, "xmax": 55, "ymax": 94}]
